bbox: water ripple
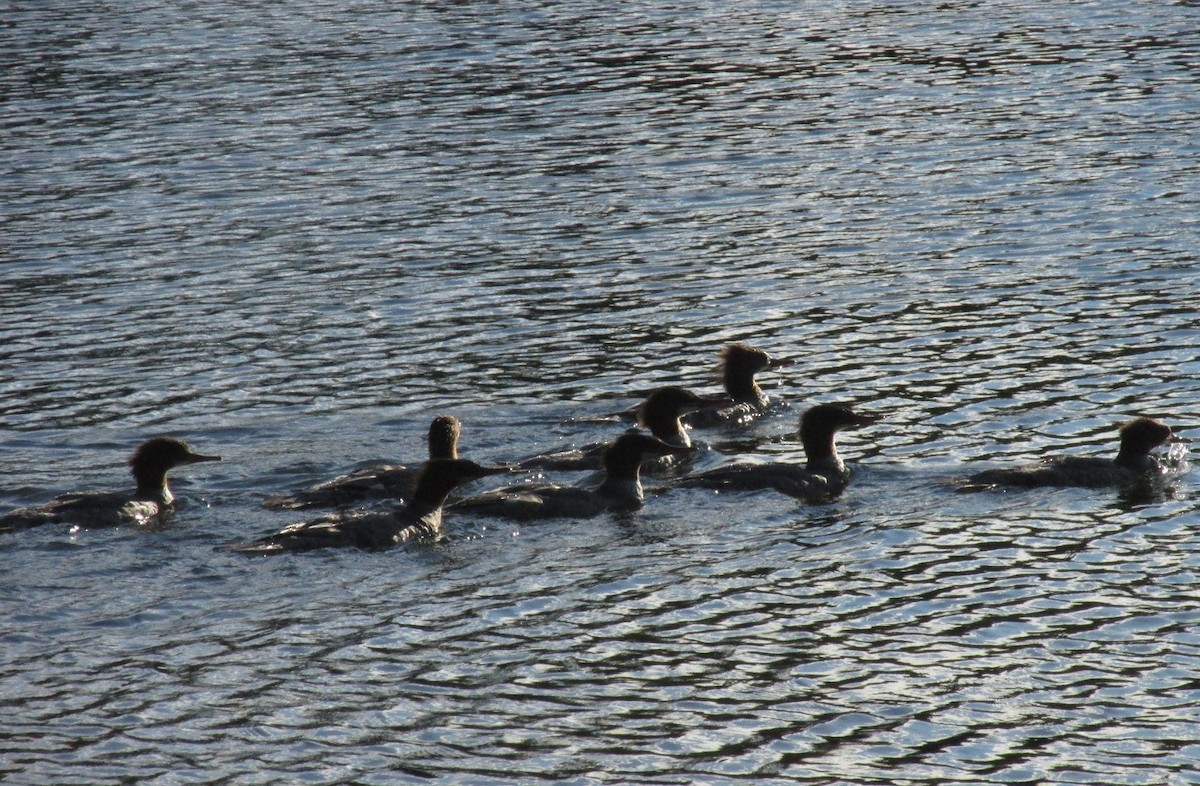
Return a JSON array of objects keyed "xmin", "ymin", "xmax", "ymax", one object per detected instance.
[{"xmin": 3, "ymin": 1, "xmax": 1200, "ymax": 784}]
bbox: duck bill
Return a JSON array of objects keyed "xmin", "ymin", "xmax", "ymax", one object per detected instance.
[
  {"xmin": 186, "ymin": 452, "xmax": 223, "ymax": 464},
  {"xmin": 767, "ymin": 356, "xmax": 796, "ymax": 369},
  {"xmin": 481, "ymin": 464, "xmax": 519, "ymax": 476},
  {"xmin": 850, "ymin": 413, "xmax": 881, "ymax": 428},
  {"xmin": 659, "ymin": 444, "xmax": 699, "ymax": 458},
  {"xmin": 690, "ymin": 396, "xmax": 735, "ymax": 413}
]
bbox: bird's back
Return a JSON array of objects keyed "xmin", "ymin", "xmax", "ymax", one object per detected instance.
[
  {"xmin": 0, "ymin": 490, "xmax": 159, "ymax": 531},
  {"xmin": 263, "ymin": 464, "xmax": 417, "ymax": 510}
]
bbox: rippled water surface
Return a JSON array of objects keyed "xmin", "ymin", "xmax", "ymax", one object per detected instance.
[{"xmin": 4, "ymin": 1, "xmax": 1200, "ymax": 783}]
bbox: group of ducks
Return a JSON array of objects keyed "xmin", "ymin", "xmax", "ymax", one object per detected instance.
[{"xmin": 0, "ymin": 344, "xmax": 1187, "ymax": 555}]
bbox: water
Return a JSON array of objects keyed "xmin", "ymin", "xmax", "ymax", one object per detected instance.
[{"xmin": 3, "ymin": 1, "xmax": 1200, "ymax": 783}]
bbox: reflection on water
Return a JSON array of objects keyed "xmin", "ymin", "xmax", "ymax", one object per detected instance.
[{"xmin": 2, "ymin": 1, "xmax": 1200, "ymax": 783}]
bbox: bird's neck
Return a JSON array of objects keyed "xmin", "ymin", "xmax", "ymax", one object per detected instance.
[
  {"xmin": 725, "ymin": 373, "xmax": 766, "ymax": 406},
  {"xmin": 133, "ymin": 468, "xmax": 171, "ymax": 503}
]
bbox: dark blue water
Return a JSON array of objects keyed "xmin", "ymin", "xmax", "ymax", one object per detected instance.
[{"xmin": 3, "ymin": 1, "xmax": 1200, "ymax": 783}]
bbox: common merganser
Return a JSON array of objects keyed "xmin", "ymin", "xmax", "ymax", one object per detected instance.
[
  {"xmin": 226, "ymin": 459, "xmax": 511, "ymax": 554},
  {"xmin": 0, "ymin": 437, "xmax": 221, "ymax": 531},
  {"xmin": 963, "ymin": 417, "xmax": 1185, "ymax": 489},
  {"xmin": 263, "ymin": 415, "xmax": 461, "ymax": 510},
  {"xmin": 519, "ymin": 387, "xmax": 728, "ymax": 471},
  {"xmin": 686, "ymin": 343, "xmax": 794, "ymax": 427},
  {"xmin": 677, "ymin": 403, "xmax": 879, "ymax": 501},
  {"xmin": 453, "ymin": 432, "xmax": 696, "ymax": 520}
]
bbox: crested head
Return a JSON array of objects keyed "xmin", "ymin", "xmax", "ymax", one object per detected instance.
[
  {"xmin": 798, "ymin": 404, "xmax": 879, "ymax": 468},
  {"xmin": 638, "ymin": 386, "xmax": 731, "ymax": 428},
  {"xmin": 799, "ymin": 404, "xmax": 880, "ymax": 437},
  {"xmin": 1117, "ymin": 417, "xmax": 1175, "ymax": 459},
  {"xmin": 129, "ymin": 437, "xmax": 221, "ymax": 472},
  {"xmin": 718, "ymin": 343, "xmax": 792, "ymax": 403},
  {"xmin": 639, "ymin": 386, "xmax": 729, "ymax": 446},
  {"xmin": 128, "ymin": 437, "xmax": 221, "ymax": 495},
  {"xmin": 639, "ymin": 387, "xmax": 704, "ymax": 424},
  {"xmin": 719, "ymin": 343, "xmax": 774, "ymax": 375},
  {"xmin": 428, "ymin": 415, "xmax": 462, "ymax": 460}
]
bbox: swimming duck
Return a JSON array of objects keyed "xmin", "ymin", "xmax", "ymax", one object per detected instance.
[
  {"xmin": 0, "ymin": 437, "xmax": 221, "ymax": 531},
  {"xmin": 453, "ymin": 432, "xmax": 695, "ymax": 520},
  {"xmin": 519, "ymin": 387, "xmax": 727, "ymax": 471},
  {"xmin": 685, "ymin": 343, "xmax": 794, "ymax": 427},
  {"xmin": 226, "ymin": 458, "xmax": 511, "ymax": 554},
  {"xmin": 963, "ymin": 417, "xmax": 1185, "ymax": 489},
  {"xmin": 677, "ymin": 403, "xmax": 879, "ymax": 501},
  {"xmin": 263, "ymin": 415, "xmax": 461, "ymax": 510}
]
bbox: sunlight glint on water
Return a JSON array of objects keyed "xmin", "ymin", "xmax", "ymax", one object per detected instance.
[{"xmin": 2, "ymin": 1, "xmax": 1200, "ymax": 784}]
